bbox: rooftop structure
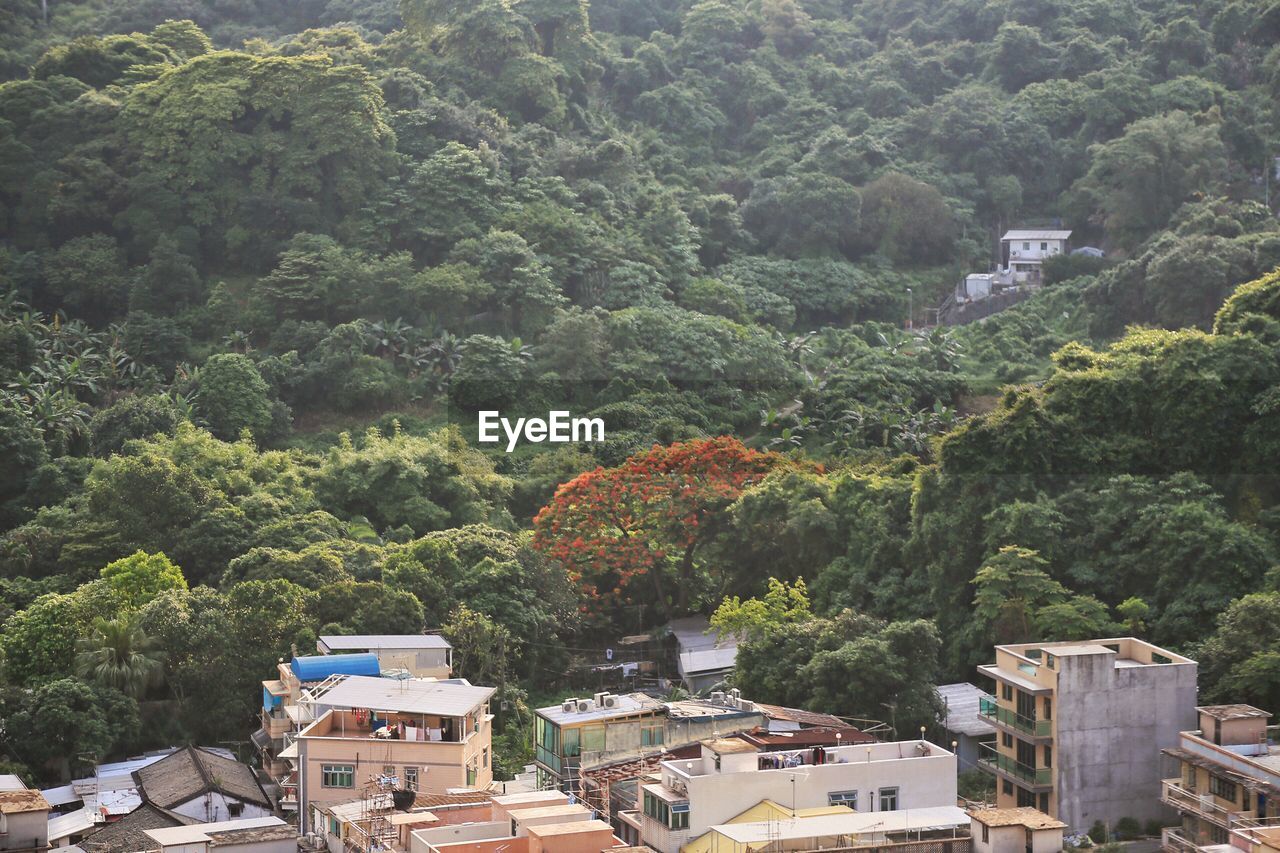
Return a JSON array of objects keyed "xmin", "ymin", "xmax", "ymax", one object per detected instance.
[
  {"xmin": 143, "ymin": 816, "xmax": 294, "ymax": 853},
  {"xmin": 937, "ymin": 683, "xmax": 996, "ymax": 775},
  {"xmin": 317, "ymin": 635, "xmax": 453, "ymax": 681},
  {"xmin": 79, "ymin": 803, "xmax": 197, "ymax": 853},
  {"xmin": 969, "ymin": 808, "xmax": 1065, "ymax": 853},
  {"xmin": 976, "ymin": 637, "xmax": 1196, "ymax": 832},
  {"xmin": 688, "ymin": 805, "xmax": 969, "ymax": 853},
  {"xmin": 1160, "ymin": 704, "xmax": 1280, "ymax": 853},
  {"xmin": 668, "ymin": 617, "xmax": 741, "ymax": 694}
]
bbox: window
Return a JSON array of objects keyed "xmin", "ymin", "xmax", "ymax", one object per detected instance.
[
  {"xmin": 1002, "ymin": 780, "xmax": 1013, "ymax": 796},
  {"xmin": 1023, "ymin": 242, "xmax": 1031, "ymax": 250},
  {"xmin": 563, "ymin": 727, "xmax": 581, "ymax": 757},
  {"xmin": 582, "ymin": 725, "xmax": 605, "ymax": 754},
  {"xmin": 1039, "ymin": 793, "xmax": 1049, "ymax": 812},
  {"xmin": 1016, "ymin": 740, "xmax": 1036, "ymax": 769},
  {"xmin": 829, "ymin": 791, "xmax": 858, "ymax": 809},
  {"xmin": 467, "ymin": 760, "xmax": 477, "ymax": 786},
  {"xmin": 227, "ymin": 802, "xmax": 244, "ymax": 817},
  {"xmin": 1002, "ymin": 684, "xmax": 1013, "ymax": 701},
  {"xmin": 878, "ymin": 788, "xmax": 898, "ymax": 811},
  {"xmin": 1002, "ymin": 733, "xmax": 1013, "ymax": 748},
  {"xmin": 483, "ymin": 748, "xmax": 490, "ymax": 769},
  {"xmin": 404, "ymin": 766, "xmax": 419, "ymax": 791},
  {"xmin": 1210, "ymin": 775, "xmax": 1237, "ymax": 802},
  {"xmin": 982, "ymin": 825, "xmax": 989, "ymax": 843},
  {"xmin": 641, "ymin": 723, "xmax": 664, "ymax": 747},
  {"xmin": 671, "ymin": 803, "xmax": 690, "ymax": 830},
  {"xmin": 1043, "ymin": 698, "xmax": 1051, "ymax": 720},
  {"xmin": 1016, "ymin": 690, "xmax": 1036, "ymax": 721},
  {"xmin": 1040, "ymin": 242, "xmax": 1048, "ymax": 250},
  {"xmin": 1016, "ymin": 786, "xmax": 1036, "ymax": 807},
  {"xmin": 329, "ymin": 818, "xmax": 340, "ymax": 836},
  {"xmin": 322, "ymin": 765, "xmax": 355, "ymax": 788},
  {"xmin": 1043, "ymin": 745, "xmax": 1052, "ymax": 768}
]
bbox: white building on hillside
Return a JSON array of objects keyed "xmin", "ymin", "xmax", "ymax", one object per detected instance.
[
  {"xmin": 638, "ymin": 736, "xmax": 957, "ymax": 853},
  {"xmin": 1001, "ymin": 230, "xmax": 1071, "ymax": 283}
]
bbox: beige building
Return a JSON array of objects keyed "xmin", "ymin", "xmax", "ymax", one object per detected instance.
[
  {"xmin": 1160, "ymin": 705, "xmax": 1280, "ymax": 853},
  {"xmin": 969, "ymin": 808, "xmax": 1065, "ymax": 853},
  {"xmin": 977, "ymin": 638, "xmax": 1197, "ymax": 831},
  {"xmin": 295, "ymin": 676, "xmax": 495, "ymax": 833},
  {"xmin": 0, "ymin": 776, "xmax": 50, "ymax": 853}
]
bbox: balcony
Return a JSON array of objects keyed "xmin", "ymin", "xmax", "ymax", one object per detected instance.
[
  {"xmin": 262, "ymin": 708, "xmax": 292, "ymax": 739},
  {"xmin": 977, "ymin": 743, "xmax": 1052, "ymax": 789},
  {"xmin": 1160, "ymin": 780, "xmax": 1231, "ymax": 827},
  {"xmin": 979, "ymin": 697, "xmax": 1052, "ymax": 738},
  {"xmin": 1162, "ymin": 827, "xmax": 1201, "ymax": 853}
]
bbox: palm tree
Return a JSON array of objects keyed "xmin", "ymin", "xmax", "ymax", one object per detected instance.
[{"xmin": 75, "ymin": 616, "xmax": 166, "ymax": 699}]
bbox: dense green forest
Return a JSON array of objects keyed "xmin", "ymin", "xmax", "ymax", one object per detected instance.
[{"xmin": 3, "ymin": 0, "xmax": 1280, "ymax": 784}]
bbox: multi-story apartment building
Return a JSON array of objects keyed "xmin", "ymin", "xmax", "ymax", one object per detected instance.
[
  {"xmin": 976, "ymin": 638, "xmax": 1197, "ymax": 831},
  {"xmin": 1160, "ymin": 704, "xmax": 1280, "ymax": 853},
  {"xmin": 637, "ymin": 735, "xmax": 957, "ymax": 853},
  {"xmin": 293, "ymin": 675, "xmax": 495, "ymax": 833}
]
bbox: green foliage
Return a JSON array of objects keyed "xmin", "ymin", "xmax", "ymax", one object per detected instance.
[
  {"xmin": 100, "ymin": 550, "xmax": 186, "ymax": 610},
  {"xmin": 193, "ymin": 353, "xmax": 283, "ymax": 442}
]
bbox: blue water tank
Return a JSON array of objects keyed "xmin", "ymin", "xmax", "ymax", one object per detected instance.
[{"xmin": 291, "ymin": 652, "xmax": 381, "ymax": 681}]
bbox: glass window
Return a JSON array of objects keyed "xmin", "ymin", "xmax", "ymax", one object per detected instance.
[
  {"xmin": 641, "ymin": 723, "xmax": 665, "ymax": 747},
  {"xmin": 322, "ymin": 765, "xmax": 354, "ymax": 788},
  {"xmin": 878, "ymin": 787, "xmax": 898, "ymax": 811},
  {"xmin": 483, "ymin": 748, "xmax": 490, "ymax": 768},
  {"xmin": 1210, "ymin": 775, "xmax": 1237, "ymax": 801},
  {"xmin": 1002, "ymin": 684, "xmax": 1013, "ymax": 701},
  {"xmin": 1002, "ymin": 732, "xmax": 1013, "ymax": 748},
  {"xmin": 582, "ymin": 725, "xmax": 605, "ymax": 754},
  {"xmin": 1016, "ymin": 786, "xmax": 1036, "ymax": 807},
  {"xmin": 1044, "ymin": 745, "xmax": 1052, "ymax": 768},
  {"xmin": 829, "ymin": 791, "xmax": 858, "ymax": 809},
  {"xmin": 982, "ymin": 825, "xmax": 989, "ymax": 843},
  {"xmin": 1039, "ymin": 793, "xmax": 1049, "ymax": 812},
  {"xmin": 1043, "ymin": 697, "xmax": 1052, "ymax": 720},
  {"xmin": 1040, "ymin": 242, "xmax": 1047, "ymax": 250},
  {"xmin": 563, "ymin": 727, "xmax": 581, "ymax": 757},
  {"xmin": 1002, "ymin": 780, "xmax": 1013, "ymax": 796},
  {"xmin": 671, "ymin": 803, "xmax": 690, "ymax": 830},
  {"xmin": 1023, "ymin": 242, "xmax": 1031, "ymax": 250}
]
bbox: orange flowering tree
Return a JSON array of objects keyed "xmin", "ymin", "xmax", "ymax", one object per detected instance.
[{"xmin": 532, "ymin": 437, "xmax": 785, "ymax": 626}]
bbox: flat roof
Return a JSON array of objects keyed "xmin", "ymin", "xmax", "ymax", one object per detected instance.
[
  {"xmin": 143, "ymin": 817, "xmax": 286, "ymax": 846},
  {"xmin": 493, "ymin": 791, "xmax": 569, "ymax": 807},
  {"xmin": 319, "ymin": 635, "xmax": 451, "ymax": 652},
  {"xmin": 711, "ymin": 806, "xmax": 969, "ymax": 844},
  {"xmin": 527, "ymin": 820, "xmax": 613, "ymax": 837},
  {"xmin": 969, "ymin": 808, "xmax": 1066, "ymax": 830},
  {"xmin": 509, "ymin": 804, "xmax": 591, "ymax": 821},
  {"xmin": 538, "ymin": 693, "xmax": 659, "ymax": 725},
  {"xmin": 1002, "ymin": 230, "xmax": 1071, "ymax": 240},
  {"xmin": 937, "ymin": 683, "xmax": 996, "ymax": 738},
  {"xmin": 1199, "ymin": 705, "xmax": 1270, "ymax": 721},
  {"xmin": 390, "ymin": 812, "xmax": 438, "ymax": 825},
  {"xmin": 976, "ymin": 665, "xmax": 1051, "ymax": 695},
  {"xmin": 308, "ymin": 675, "xmax": 494, "ymax": 717},
  {"xmin": 704, "ymin": 738, "xmax": 759, "ymax": 755}
]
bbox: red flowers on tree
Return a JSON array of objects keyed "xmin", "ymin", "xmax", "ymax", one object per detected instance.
[{"xmin": 532, "ymin": 436, "xmax": 784, "ymax": 626}]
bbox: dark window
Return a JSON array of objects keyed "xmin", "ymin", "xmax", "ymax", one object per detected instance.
[
  {"xmin": 1210, "ymin": 775, "xmax": 1237, "ymax": 801},
  {"xmin": 1043, "ymin": 698, "xmax": 1051, "ymax": 720},
  {"xmin": 1016, "ymin": 739, "xmax": 1036, "ymax": 769},
  {"xmin": 1044, "ymin": 745, "xmax": 1052, "ymax": 768},
  {"xmin": 1003, "ymin": 780, "xmax": 1013, "ymax": 796},
  {"xmin": 878, "ymin": 788, "xmax": 899, "ymax": 811},
  {"xmin": 1003, "ymin": 733, "xmax": 1014, "ymax": 748},
  {"xmin": 1016, "ymin": 690, "xmax": 1036, "ymax": 721},
  {"xmin": 982, "ymin": 825, "xmax": 990, "ymax": 843},
  {"xmin": 1039, "ymin": 793, "xmax": 1049, "ymax": 812},
  {"xmin": 1002, "ymin": 684, "xmax": 1013, "ymax": 701},
  {"xmin": 1017, "ymin": 786, "xmax": 1036, "ymax": 807}
]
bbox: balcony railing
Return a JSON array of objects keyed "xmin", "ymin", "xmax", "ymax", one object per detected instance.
[
  {"xmin": 1160, "ymin": 780, "xmax": 1230, "ymax": 826},
  {"xmin": 977, "ymin": 743, "xmax": 1051, "ymax": 787},
  {"xmin": 1162, "ymin": 827, "xmax": 1201, "ymax": 853},
  {"xmin": 979, "ymin": 697, "xmax": 1052, "ymax": 737}
]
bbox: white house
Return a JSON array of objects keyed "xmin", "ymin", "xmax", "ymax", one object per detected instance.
[
  {"xmin": 1001, "ymin": 230, "xmax": 1071, "ymax": 283},
  {"xmin": 638, "ymin": 737, "xmax": 957, "ymax": 853},
  {"xmin": 969, "ymin": 807, "xmax": 1065, "ymax": 853}
]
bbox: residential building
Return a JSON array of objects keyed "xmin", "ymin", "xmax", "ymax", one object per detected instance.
[
  {"xmin": 1228, "ymin": 818, "xmax": 1280, "ymax": 853},
  {"xmin": 132, "ymin": 747, "xmax": 272, "ymax": 824},
  {"xmin": 316, "ymin": 636, "xmax": 453, "ymax": 680},
  {"xmin": 1160, "ymin": 704, "xmax": 1280, "ymax": 853},
  {"xmin": 976, "ymin": 638, "xmax": 1197, "ymax": 832},
  {"xmin": 682, "ymin": 805, "xmax": 970, "ymax": 853},
  {"xmin": 534, "ymin": 691, "xmax": 767, "ymax": 792},
  {"xmin": 294, "ymin": 675, "xmax": 495, "ymax": 832},
  {"xmin": 78, "ymin": 804, "xmax": 197, "ymax": 853},
  {"xmin": 0, "ymin": 778, "xmax": 50, "ymax": 853},
  {"xmin": 312, "ymin": 789, "xmax": 494, "ymax": 853},
  {"xmin": 638, "ymin": 736, "xmax": 956, "ymax": 853},
  {"xmin": 1000, "ymin": 230, "xmax": 1071, "ymax": 283},
  {"xmin": 936, "ymin": 683, "xmax": 996, "ymax": 775},
  {"xmin": 969, "ymin": 808, "xmax": 1065, "ymax": 853},
  {"xmin": 667, "ymin": 617, "xmax": 740, "ymax": 694},
  {"xmin": 143, "ymin": 817, "xmax": 296, "ymax": 853}
]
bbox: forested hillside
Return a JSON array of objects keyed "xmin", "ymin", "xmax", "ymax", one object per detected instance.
[{"xmin": 3, "ymin": 0, "xmax": 1280, "ymax": 783}]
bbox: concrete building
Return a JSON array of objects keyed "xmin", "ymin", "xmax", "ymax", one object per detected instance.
[
  {"xmin": 316, "ymin": 636, "xmax": 453, "ymax": 680},
  {"xmin": 667, "ymin": 617, "xmax": 741, "ymax": 695},
  {"xmin": 1159, "ymin": 705, "xmax": 1280, "ymax": 853},
  {"xmin": 638, "ymin": 737, "xmax": 957, "ymax": 853},
  {"xmin": 534, "ymin": 691, "xmax": 770, "ymax": 792},
  {"xmin": 969, "ymin": 808, "xmax": 1065, "ymax": 853},
  {"xmin": 684, "ymin": 805, "xmax": 970, "ymax": 853},
  {"xmin": 143, "ymin": 817, "xmax": 295, "ymax": 853},
  {"xmin": 395, "ymin": 791, "xmax": 626, "ymax": 853},
  {"xmin": 1000, "ymin": 230, "xmax": 1071, "ymax": 283},
  {"xmin": 1228, "ymin": 819, "xmax": 1280, "ymax": 853},
  {"xmin": 976, "ymin": 638, "xmax": 1197, "ymax": 832},
  {"xmin": 295, "ymin": 675, "xmax": 495, "ymax": 832},
  {"xmin": 0, "ymin": 778, "xmax": 50, "ymax": 853},
  {"xmin": 936, "ymin": 683, "xmax": 996, "ymax": 775}
]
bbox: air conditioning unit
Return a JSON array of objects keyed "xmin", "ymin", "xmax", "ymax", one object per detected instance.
[
  {"xmin": 729, "ymin": 688, "xmax": 741, "ymax": 701},
  {"xmin": 602, "ymin": 695, "xmax": 619, "ymax": 709},
  {"xmin": 594, "ymin": 692, "xmax": 609, "ymax": 706},
  {"xmin": 709, "ymin": 691, "xmax": 726, "ymax": 704},
  {"xmin": 738, "ymin": 700, "xmax": 755, "ymax": 712},
  {"xmin": 577, "ymin": 699, "xmax": 593, "ymax": 712},
  {"xmin": 563, "ymin": 699, "xmax": 577, "ymax": 714}
]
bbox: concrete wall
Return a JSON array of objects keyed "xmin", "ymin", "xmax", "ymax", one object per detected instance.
[
  {"xmin": 1055, "ymin": 654, "xmax": 1197, "ymax": 832},
  {"xmin": 0, "ymin": 809, "xmax": 48, "ymax": 851},
  {"xmin": 410, "ymin": 822, "xmax": 513, "ymax": 853},
  {"xmin": 579, "ymin": 713, "xmax": 765, "ymax": 772},
  {"xmin": 527, "ymin": 824, "xmax": 617, "ymax": 853}
]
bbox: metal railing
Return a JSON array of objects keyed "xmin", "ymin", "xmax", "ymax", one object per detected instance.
[
  {"xmin": 978, "ymin": 697, "xmax": 1052, "ymax": 737},
  {"xmin": 977, "ymin": 743, "xmax": 1051, "ymax": 786},
  {"xmin": 1160, "ymin": 779, "xmax": 1230, "ymax": 825},
  {"xmin": 1161, "ymin": 827, "xmax": 1201, "ymax": 853}
]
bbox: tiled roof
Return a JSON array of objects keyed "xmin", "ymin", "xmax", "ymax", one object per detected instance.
[
  {"xmin": 80, "ymin": 804, "xmax": 196, "ymax": 853},
  {"xmin": 969, "ymin": 807, "xmax": 1066, "ymax": 830},
  {"xmin": 0, "ymin": 789, "xmax": 48, "ymax": 814},
  {"xmin": 134, "ymin": 747, "xmax": 269, "ymax": 810}
]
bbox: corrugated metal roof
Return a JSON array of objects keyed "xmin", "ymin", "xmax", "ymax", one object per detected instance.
[
  {"xmin": 48, "ymin": 807, "xmax": 97, "ymax": 841},
  {"xmin": 291, "ymin": 653, "xmax": 381, "ymax": 681},
  {"xmin": 678, "ymin": 647, "xmax": 737, "ymax": 676},
  {"xmin": 318, "ymin": 635, "xmax": 451, "ymax": 652},
  {"xmin": 1001, "ymin": 230, "xmax": 1071, "ymax": 241},
  {"xmin": 936, "ymin": 682, "xmax": 996, "ymax": 738},
  {"xmin": 308, "ymin": 675, "xmax": 494, "ymax": 717}
]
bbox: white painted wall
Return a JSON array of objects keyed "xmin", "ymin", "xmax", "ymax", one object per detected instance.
[
  {"xmin": 169, "ymin": 793, "xmax": 272, "ymax": 824},
  {"xmin": 1005, "ymin": 239, "xmax": 1066, "ymax": 263}
]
